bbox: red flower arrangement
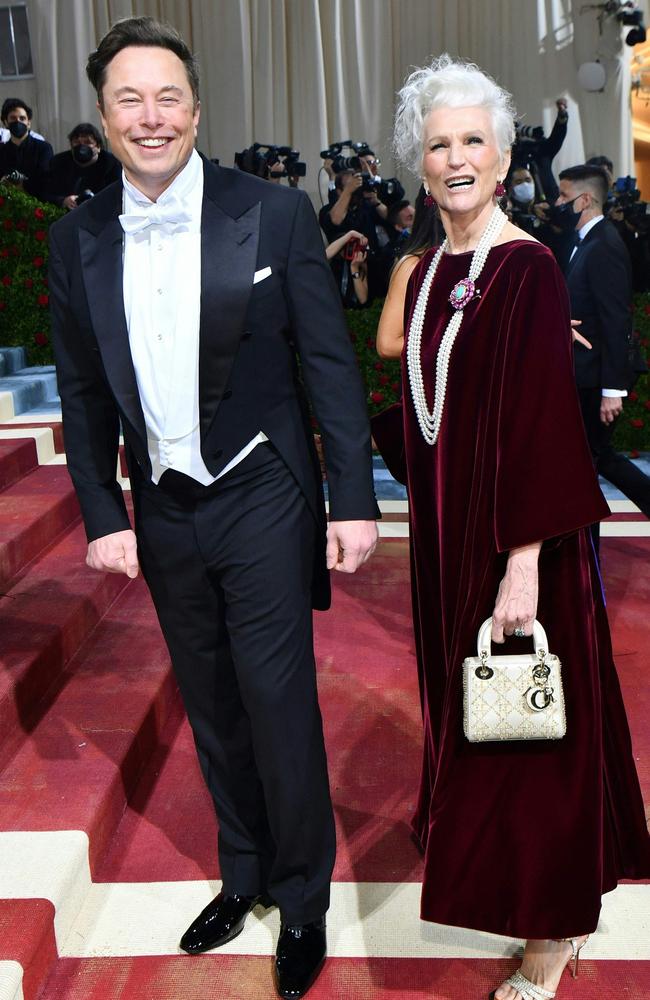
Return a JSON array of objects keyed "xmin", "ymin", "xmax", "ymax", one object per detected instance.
[
  {"xmin": 37, "ymin": 293, "xmax": 49, "ymax": 307},
  {"xmin": 34, "ymin": 332, "xmax": 48, "ymax": 346},
  {"xmin": 34, "ymin": 229, "xmax": 47, "ymax": 241}
]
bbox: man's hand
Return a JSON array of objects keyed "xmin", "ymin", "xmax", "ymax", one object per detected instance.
[
  {"xmin": 326, "ymin": 520, "xmax": 378, "ymax": 573},
  {"xmin": 62, "ymin": 195, "xmax": 78, "ymax": 211},
  {"xmin": 600, "ymin": 395, "xmax": 623, "ymax": 424},
  {"xmin": 87, "ymin": 529, "xmax": 139, "ymax": 578}
]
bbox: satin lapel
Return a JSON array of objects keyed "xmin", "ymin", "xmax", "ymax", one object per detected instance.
[
  {"xmin": 78, "ymin": 214, "xmax": 146, "ymax": 444},
  {"xmin": 198, "ymin": 193, "xmax": 261, "ymax": 440}
]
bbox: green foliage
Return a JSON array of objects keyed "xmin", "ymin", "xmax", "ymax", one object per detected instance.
[
  {"xmin": 0, "ymin": 182, "xmax": 63, "ymax": 366},
  {"xmin": 611, "ymin": 293, "xmax": 650, "ymax": 453}
]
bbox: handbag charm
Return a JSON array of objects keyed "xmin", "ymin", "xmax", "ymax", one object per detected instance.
[{"xmin": 463, "ymin": 618, "xmax": 566, "ymax": 742}]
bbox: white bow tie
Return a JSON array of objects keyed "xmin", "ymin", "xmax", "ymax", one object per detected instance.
[{"xmin": 119, "ymin": 196, "xmax": 193, "ymax": 234}]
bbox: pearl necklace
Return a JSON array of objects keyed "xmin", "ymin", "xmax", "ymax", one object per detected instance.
[{"xmin": 407, "ymin": 205, "xmax": 508, "ymax": 445}]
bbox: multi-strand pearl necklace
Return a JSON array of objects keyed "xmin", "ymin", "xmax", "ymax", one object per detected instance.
[{"xmin": 407, "ymin": 205, "xmax": 508, "ymax": 445}]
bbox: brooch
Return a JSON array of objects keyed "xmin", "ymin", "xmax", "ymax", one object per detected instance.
[{"xmin": 449, "ymin": 278, "xmax": 479, "ymax": 311}]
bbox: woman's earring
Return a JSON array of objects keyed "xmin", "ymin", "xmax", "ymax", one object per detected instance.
[
  {"xmin": 423, "ymin": 183, "xmax": 435, "ymax": 209},
  {"xmin": 495, "ymin": 180, "xmax": 506, "ymax": 198}
]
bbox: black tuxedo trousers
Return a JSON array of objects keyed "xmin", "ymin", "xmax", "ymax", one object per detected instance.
[{"xmin": 131, "ymin": 442, "xmax": 335, "ymax": 924}]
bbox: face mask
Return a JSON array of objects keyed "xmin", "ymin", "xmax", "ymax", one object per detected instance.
[
  {"xmin": 547, "ymin": 196, "xmax": 583, "ymax": 230},
  {"xmin": 72, "ymin": 144, "xmax": 95, "ymax": 165},
  {"xmin": 8, "ymin": 121, "xmax": 28, "ymax": 139},
  {"xmin": 512, "ymin": 181, "xmax": 535, "ymax": 203}
]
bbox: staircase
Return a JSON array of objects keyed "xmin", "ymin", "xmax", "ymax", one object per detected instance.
[{"xmin": 0, "ymin": 346, "xmax": 180, "ymax": 999}]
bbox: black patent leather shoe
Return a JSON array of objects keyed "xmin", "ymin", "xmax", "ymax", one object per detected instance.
[
  {"xmin": 180, "ymin": 891, "xmax": 261, "ymax": 953},
  {"xmin": 274, "ymin": 917, "xmax": 327, "ymax": 998}
]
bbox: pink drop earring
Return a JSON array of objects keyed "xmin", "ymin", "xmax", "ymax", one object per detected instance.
[
  {"xmin": 423, "ymin": 183, "xmax": 435, "ymax": 208},
  {"xmin": 495, "ymin": 180, "xmax": 506, "ymax": 198}
]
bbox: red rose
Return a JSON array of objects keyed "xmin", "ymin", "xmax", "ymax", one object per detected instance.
[
  {"xmin": 630, "ymin": 449, "xmax": 640, "ymax": 459},
  {"xmin": 37, "ymin": 293, "xmax": 49, "ymax": 307},
  {"xmin": 391, "ymin": 382, "xmax": 400, "ymax": 393},
  {"xmin": 1, "ymin": 275, "xmax": 11, "ymax": 286},
  {"xmin": 645, "ymin": 304, "xmax": 650, "ymax": 315},
  {"xmin": 644, "ymin": 400, "xmax": 650, "ymax": 411},
  {"xmin": 374, "ymin": 361, "xmax": 384, "ymax": 372},
  {"xmin": 15, "ymin": 220, "xmax": 27, "ymax": 231},
  {"xmin": 0, "ymin": 249, "xmax": 8, "ymax": 259},
  {"xmin": 32, "ymin": 256, "xmax": 44, "ymax": 268},
  {"xmin": 34, "ymin": 331, "xmax": 49, "ymax": 346},
  {"xmin": 630, "ymin": 418, "xmax": 644, "ymax": 429},
  {"xmin": 0, "ymin": 301, "xmax": 6, "ymax": 310},
  {"xmin": 379, "ymin": 374, "xmax": 389, "ymax": 386},
  {"xmin": 34, "ymin": 207, "xmax": 45, "ymax": 220},
  {"xmin": 3, "ymin": 219, "xmax": 13, "ymax": 231},
  {"xmin": 366, "ymin": 338, "xmax": 374, "ymax": 348},
  {"xmin": 34, "ymin": 229, "xmax": 47, "ymax": 241},
  {"xmin": 24, "ymin": 278, "xmax": 33, "ymax": 289},
  {"xmin": 629, "ymin": 391, "xmax": 639, "ymax": 402},
  {"xmin": 371, "ymin": 391, "xmax": 385, "ymax": 404},
  {"xmin": 641, "ymin": 340, "xmax": 649, "ymax": 348}
]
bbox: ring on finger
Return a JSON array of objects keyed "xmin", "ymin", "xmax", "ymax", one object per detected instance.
[{"xmin": 513, "ymin": 625, "xmax": 526, "ymax": 638}]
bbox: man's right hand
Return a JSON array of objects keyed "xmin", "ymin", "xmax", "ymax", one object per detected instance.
[
  {"xmin": 62, "ymin": 195, "xmax": 78, "ymax": 211},
  {"xmin": 87, "ymin": 529, "xmax": 139, "ymax": 578}
]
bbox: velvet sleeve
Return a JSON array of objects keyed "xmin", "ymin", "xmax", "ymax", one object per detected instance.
[{"xmin": 493, "ymin": 244, "xmax": 609, "ymax": 552}]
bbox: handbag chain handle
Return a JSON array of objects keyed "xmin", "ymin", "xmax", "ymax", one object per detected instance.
[{"xmin": 474, "ymin": 618, "xmax": 556, "ymax": 712}]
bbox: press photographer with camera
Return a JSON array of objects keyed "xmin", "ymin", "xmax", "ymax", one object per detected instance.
[
  {"xmin": 35, "ymin": 122, "xmax": 120, "ymax": 210},
  {"xmin": 324, "ymin": 229, "xmax": 369, "ymax": 308},
  {"xmin": 510, "ymin": 97, "xmax": 568, "ymax": 204},
  {"xmin": 234, "ymin": 142, "xmax": 306, "ymax": 187},
  {"xmin": 0, "ymin": 98, "xmax": 53, "ymax": 189}
]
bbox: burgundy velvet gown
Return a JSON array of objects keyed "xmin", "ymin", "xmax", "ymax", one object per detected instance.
[{"xmin": 403, "ymin": 239, "xmax": 650, "ymax": 939}]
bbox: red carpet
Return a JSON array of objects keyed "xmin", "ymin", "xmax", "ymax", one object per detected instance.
[{"xmin": 1, "ymin": 437, "xmax": 649, "ymax": 999}]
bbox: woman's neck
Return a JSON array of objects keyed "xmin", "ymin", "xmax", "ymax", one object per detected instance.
[{"xmin": 440, "ymin": 201, "xmax": 497, "ymax": 254}]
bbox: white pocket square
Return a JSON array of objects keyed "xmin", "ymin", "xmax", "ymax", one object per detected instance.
[{"xmin": 253, "ymin": 266, "xmax": 272, "ymax": 284}]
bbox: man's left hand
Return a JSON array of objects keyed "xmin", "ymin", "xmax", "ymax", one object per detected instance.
[
  {"xmin": 326, "ymin": 520, "xmax": 378, "ymax": 573},
  {"xmin": 600, "ymin": 395, "xmax": 623, "ymax": 424}
]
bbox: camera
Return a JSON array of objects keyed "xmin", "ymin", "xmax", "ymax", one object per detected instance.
[
  {"xmin": 320, "ymin": 140, "xmax": 373, "ymax": 174},
  {"xmin": 234, "ymin": 143, "xmax": 306, "ymax": 179},
  {"xmin": 609, "ymin": 176, "xmax": 650, "ymax": 231},
  {"xmin": 516, "ymin": 124, "xmax": 545, "ymax": 142},
  {"xmin": 76, "ymin": 189, "xmax": 95, "ymax": 205}
]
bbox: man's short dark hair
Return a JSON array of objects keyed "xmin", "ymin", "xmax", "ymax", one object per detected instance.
[
  {"xmin": 334, "ymin": 169, "xmax": 355, "ymax": 192},
  {"xmin": 386, "ymin": 200, "xmax": 410, "ymax": 228},
  {"xmin": 1, "ymin": 97, "xmax": 32, "ymax": 123},
  {"xmin": 558, "ymin": 164, "xmax": 609, "ymax": 207},
  {"xmin": 586, "ymin": 155, "xmax": 614, "ymax": 176},
  {"xmin": 68, "ymin": 122, "xmax": 104, "ymax": 149},
  {"xmin": 86, "ymin": 16, "xmax": 200, "ymax": 107}
]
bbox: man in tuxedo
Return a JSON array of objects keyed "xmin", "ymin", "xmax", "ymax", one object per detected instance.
[
  {"xmin": 49, "ymin": 17, "xmax": 378, "ymax": 998},
  {"xmin": 557, "ymin": 164, "xmax": 650, "ymax": 548}
]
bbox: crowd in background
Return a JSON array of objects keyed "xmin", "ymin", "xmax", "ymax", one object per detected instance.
[{"xmin": 1, "ymin": 92, "xmax": 648, "ymax": 307}]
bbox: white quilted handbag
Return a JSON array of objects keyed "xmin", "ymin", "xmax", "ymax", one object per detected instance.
[{"xmin": 463, "ymin": 618, "xmax": 566, "ymax": 743}]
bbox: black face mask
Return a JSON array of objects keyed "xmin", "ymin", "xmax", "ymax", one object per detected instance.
[
  {"xmin": 547, "ymin": 196, "xmax": 583, "ymax": 231},
  {"xmin": 72, "ymin": 144, "xmax": 95, "ymax": 165},
  {"xmin": 8, "ymin": 121, "xmax": 28, "ymax": 139}
]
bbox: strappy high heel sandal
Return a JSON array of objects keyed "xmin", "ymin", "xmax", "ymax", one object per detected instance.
[{"xmin": 488, "ymin": 935, "xmax": 589, "ymax": 999}]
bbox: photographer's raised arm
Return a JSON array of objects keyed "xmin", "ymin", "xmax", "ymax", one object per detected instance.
[{"xmin": 329, "ymin": 173, "xmax": 362, "ymax": 226}]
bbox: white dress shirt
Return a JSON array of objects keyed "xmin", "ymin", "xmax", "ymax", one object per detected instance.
[
  {"xmin": 122, "ymin": 149, "xmax": 266, "ymax": 485},
  {"xmin": 571, "ymin": 213, "xmax": 626, "ymax": 398}
]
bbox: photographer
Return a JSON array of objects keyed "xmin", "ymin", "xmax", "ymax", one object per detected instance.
[
  {"xmin": 234, "ymin": 143, "xmax": 306, "ymax": 187},
  {"xmin": 325, "ymin": 229, "xmax": 369, "ymax": 308},
  {"xmin": 35, "ymin": 123, "xmax": 120, "ymax": 209},
  {"xmin": 507, "ymin": 166, "xmax": 556, "ymax": 241},
  {"xmin": 510, "ymin": 98, "xmax": 568, "ymax": 203},
  {"xmin": 0, "ymin": 98, "xmax": 53, "ymax": 188},
  {"xmin": 593, "ymin": 161, "xmax": 650, "ymax": 293}
]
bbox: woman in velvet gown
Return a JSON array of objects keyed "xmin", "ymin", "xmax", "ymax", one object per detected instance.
[{"xmin": 384, "ymin": 56, "xmax": 650, "ymax": 1000}]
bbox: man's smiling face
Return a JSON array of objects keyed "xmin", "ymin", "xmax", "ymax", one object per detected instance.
[{"xmin": 98, "ymin": 45, "xmax": 200, "ymax": 200}]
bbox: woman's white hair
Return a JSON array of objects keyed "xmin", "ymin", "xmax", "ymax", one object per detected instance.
[{"xmin": 393, "ymin": 54, "xmax": 517, "ymax": 175}]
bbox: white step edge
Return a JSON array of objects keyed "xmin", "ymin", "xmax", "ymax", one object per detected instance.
[
  {"xmin": 0, "ymin": 393, "xmax": 15, "ymax": 421},
  {"xmin": 0, "ymin": 962, "xmax": 23, "ymax": 1000},
  {"xmin": 0, "ymin": 427, "xmax": 55, "ymax": 465},
  {"xmin": 0, "ymin": 831, "xmax": 649, "ymax": 961}
]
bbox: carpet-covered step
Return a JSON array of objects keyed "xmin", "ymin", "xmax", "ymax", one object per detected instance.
[
  {"xmin": 0, "ymin": 348, "xmax": 27, "ymax": 377},
  {"xmin": 1, "ymin": 422, "xmax": 65, "ymax": 455},
  {"xmin": 0, "ymin": 576, "xmax": 175, "ymax": 870},
  {"xmin": 0, "ymin": 438, "xmax": 39, "ymax": 493},
  {"xmin": 0, "ymin": 368, "xmax": 58, "ymax": 420},
  {"xmin": 0, "ymin": 522, "xmax": 129, "ymax": 767},
  {"xmin": 0, "ymin": 899, "xmax": 57, "ymax": 1000},
  {"xmin": 0, "ymin": 466, "xmax": 81, "ymax": 589}
]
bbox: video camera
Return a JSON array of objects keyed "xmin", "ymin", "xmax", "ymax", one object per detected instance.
[
  {"xmin": 234, "ymin": 143, "xmax": 306, "ymax": 180},
  {"xmin": 609, "ymin": 176, "xmax": 650, "ymax": 232},
  {"xmin": 320, "ymin": 140, "xmax": 404, "ymax": 203}
]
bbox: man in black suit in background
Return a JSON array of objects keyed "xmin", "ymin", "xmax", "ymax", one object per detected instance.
[
  {"xmin": 49, "ymin": 18, "xmax": 378, "ymax": 998},
  {"xmin": 557, "ymin": 164, "xmax": 650, "ymax": 549}
]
